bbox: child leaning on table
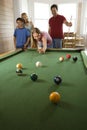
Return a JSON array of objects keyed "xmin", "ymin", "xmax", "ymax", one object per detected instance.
[
  {"xmin": 14, "ymin": 17, "xmax": 31, "ymax": 50},
  {"xmin": 31, "ymin": 27, "xmax": 52, "ymax": 53}
]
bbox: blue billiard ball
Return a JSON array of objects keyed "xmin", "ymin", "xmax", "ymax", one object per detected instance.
[
  {"xmin": 30, "ymin": 73, "xmax": 38, "ymax": 81},
  {"xmin": 54, "ymin": 76, "xmax": 62, "ymax": 85}
]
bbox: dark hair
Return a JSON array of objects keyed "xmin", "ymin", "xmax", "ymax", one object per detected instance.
[
  {"xmin": 16, "ymin": 17, "xmax": 25, "ymax": 23},
  {"xmin": 51, "ymin": 4, "xmax": 58, "ymax": 10}
]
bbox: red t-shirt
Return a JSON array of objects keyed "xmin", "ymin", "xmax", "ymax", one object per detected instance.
[{"xmin": 49, "ymin": 14, "xmax": 66, "ymax": 39}]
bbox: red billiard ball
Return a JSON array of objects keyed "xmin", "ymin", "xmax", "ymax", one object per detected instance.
[{"xmin": 66, "ymin": 54, "xmax": 71, "ymax": 59}]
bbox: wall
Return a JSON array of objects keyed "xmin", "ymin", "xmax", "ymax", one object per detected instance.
[
  {"xmin": 13, "ymin": 0, "xmax": 29, "ymax": 27},
  {"xmin": 80, "ymin": 1, "xmax": 87, "ymax": 47},
  {"xmin": 0, "ymin": 0, "xmax": 14, "ymax": 54},
  {"xmin": 13, "ymin": 0, "xmax": 82, "ymax": 31},
  {"xmin": 0, "ymin": 0, "xmax": 85, "ymax": 54}
]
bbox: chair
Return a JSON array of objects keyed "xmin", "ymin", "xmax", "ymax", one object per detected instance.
[{"xmin": 63, "ymin": 32, "xmax": 76, "ymax": 48}]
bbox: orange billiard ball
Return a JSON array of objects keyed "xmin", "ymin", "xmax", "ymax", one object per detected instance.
[{"xmin": 49, "ymin": 92, "xmax": 61, "ymax": 104}]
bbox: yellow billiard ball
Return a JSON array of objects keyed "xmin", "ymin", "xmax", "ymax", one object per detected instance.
[{"xmin": 16, "ymin": 63, "xmax": 23, "ymax": 69}]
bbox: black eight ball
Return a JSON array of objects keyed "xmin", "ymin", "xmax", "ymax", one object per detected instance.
[{"xmin": 73, "ymin": 56, "xmax": 78, "ymax": 62}]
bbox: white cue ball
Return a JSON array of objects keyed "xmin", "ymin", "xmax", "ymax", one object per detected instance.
[
  {"xmin": 36, "ymin": 61, "xmax": 42, "ymax": 67},
  {"xmin": 59, "ymin": 57, "xmax": 64, "ymax": 62}
]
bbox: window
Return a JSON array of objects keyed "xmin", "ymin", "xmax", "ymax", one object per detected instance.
[
  {"xmin": 58, "ymin": 3, "xmax": 77, "ymax": 32},
  {"xmin": 21, "ymin": 0, "xmax": 28, "ymax": 14},
  {"xmin": 34, "ymin": 2, "xmax": 77, "ymax": 33},
  {"xmin": 34, "ymin": 2, "xmax": 49, "ymax": 32},
  {"xmin": 83, "ymin": 2, "xmax": 87, "ymax": 34}
]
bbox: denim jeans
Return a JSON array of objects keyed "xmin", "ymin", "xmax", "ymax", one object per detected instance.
[{"xmin": 52, "ymin": 39, "xmax": 62, "ymax": 48}]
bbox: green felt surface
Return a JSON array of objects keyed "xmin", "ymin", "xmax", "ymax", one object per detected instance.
[{"xmin": 0, "ymin": 50, "xmax": 87, "ymax": 130}]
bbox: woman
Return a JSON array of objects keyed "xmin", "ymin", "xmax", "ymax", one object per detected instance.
[
  {"xmin": 31, "ymin": 28, "xmax": 52, "ymax": 53},
  {"xmin": 21, "ymin": 13, "xmax": 34, "ymax": 32},
  {"xmin": 21, "ymin": 13, "xmax": 34, "ymax": 48}
]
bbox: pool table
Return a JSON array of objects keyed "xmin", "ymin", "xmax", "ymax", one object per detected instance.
[{"xmin": 0, "ymin": 49, "xmax": 87, "ymax": 130}]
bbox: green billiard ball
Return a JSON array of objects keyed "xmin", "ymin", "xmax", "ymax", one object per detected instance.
[
  {"xmin": 54, "ymin": 76, "xmax": 62, "ymax": 85},
  {"xmin": 30, "ymin": 73, "xmax": 38, "ymax": 81}
]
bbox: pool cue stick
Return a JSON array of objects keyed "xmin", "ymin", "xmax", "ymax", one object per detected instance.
[
  {"xmin": 65, "ymin": 16, "xmax": 72, "ymax": 47},
  {"xmin": 67, "ymin": 16, "xmax": 72, "ymax": 38}
]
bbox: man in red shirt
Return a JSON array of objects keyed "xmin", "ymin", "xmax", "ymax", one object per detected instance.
[{"xmin": 49, "ymin": 4, "xmax": 72, "ymax": 48}]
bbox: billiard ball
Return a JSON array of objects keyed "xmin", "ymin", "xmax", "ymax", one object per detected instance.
[
  {"xmin": 36, "ymin": 61, "xmax": 42, "ymax": 67},
  {"xmin": 16, "ymin": 69, "xmax": 22, "ymax": 73},
  {"xmin": 30, "ymin": 73, "xmax": 38, "ymax": 81},
  {"xmin": 72, "ymin": 56, "xmax": 78, "ymax": 62},
  {"xmin": 49, "ymin": 92, "xmax": 61, "ymax": 104},
  {"xmin": 59, "ymin": 56, "xmax": 64, "ymax": 62},
  {"xmin": 16, "ymin": 63, "xmax": 23, "ymax": 69},
  {"xmin": 66, "ymin": 54, "xmax": 71, "ymax": 59},
  {"xmin": 54, "ymin": 76, "xmax": 62, "ymax": 85},
  {"xmin": 16, "ymin": 69, "xmax": 23, "ymax": 76}
]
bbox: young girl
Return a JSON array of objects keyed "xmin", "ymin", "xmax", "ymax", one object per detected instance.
[
  {"xmin": 31, "ymin": 28, "xmax": 52, "ymax": 53},
  {"xmin": 21, "ymin": 13, "xmax": 34, "ymax": 32}
]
